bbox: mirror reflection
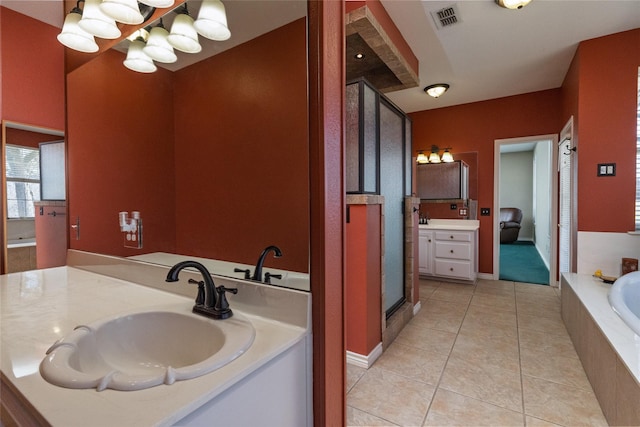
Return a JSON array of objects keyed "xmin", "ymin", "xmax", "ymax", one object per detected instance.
[
  {"xmin": 2, "ymin": 122, "xmax": 65, "ymax": 274},
  {"xmin": 65, "ymin": 1, "xmax": 310, "ymax": 290}
]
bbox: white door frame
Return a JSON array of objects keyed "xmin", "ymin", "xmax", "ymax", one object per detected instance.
[{"xmin": 493, "ymin": 134, "xmax": 559, "ymax": 286}]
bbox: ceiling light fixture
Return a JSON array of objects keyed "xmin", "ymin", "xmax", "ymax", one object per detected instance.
[
  {"xmin": 78, "ymin": 0, "xmax": 121, "ymax": 39},
  {"xmin": 423, "ymin": 83, "xmax": 449, "ymax": 98},
  {"xmin": 57, "ymin": 1, "xmax": 100, "ymax": 53},
  {"xmin": 354, "ymin": 53, "xmax": 364, "ymax": 59},
  {"xmin": 495, "ymin": 0, "xmax": 532, "ymax": 9},
  {"xmin": 194, "ymin": 0, "xmax": 231, "ymax": 41},
  {"xmin": 143, "ymin": 18, "xmax": 177, "ymax": 63},
  {"xmin": 167, "ymin": 4, "xmax": 202, "ymax": 53}
]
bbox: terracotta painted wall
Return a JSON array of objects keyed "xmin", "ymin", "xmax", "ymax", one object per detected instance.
[
  {"xmin": 410, "ymin": 89, "xmax": 562, "ymax": 274},
  {"xmin": 346, "ymin": 203, "xmax": 381, "ymax": 355},
  {"xmin": 66, "ymin": 49, "xmax": 177, "ymax": 257},
  {"xmin": 569, "ymin": 29, "xmax": 639, "ymax": 233},
  {"xmin": 172, "ymin": 19, "xmax": 309, "ymax": 272},
  {"xmin": 0, "ymin": 7, "xmax": 64, "ymax": 129}
]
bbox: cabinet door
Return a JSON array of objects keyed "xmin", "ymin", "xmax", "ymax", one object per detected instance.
[{"xmin": 419, "ymin": 230, "xmax": 433, "ymax": 275}]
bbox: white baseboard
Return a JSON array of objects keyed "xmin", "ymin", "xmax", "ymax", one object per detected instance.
[
  {"xmin": 346, "ymin": 342, "xmax": 383, "ymax": 369},
  {"xmin": 413, "ymin": 301, "xmax": 421, "ymax": 316},
  {"xmin": 477, "ymin": 272, "xmax": 495, "ymax": 281}
]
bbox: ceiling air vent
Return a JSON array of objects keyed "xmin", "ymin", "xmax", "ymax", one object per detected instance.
[{"xmin": 430, "ymin": 4, "xmax": 462, "ymax": 29}]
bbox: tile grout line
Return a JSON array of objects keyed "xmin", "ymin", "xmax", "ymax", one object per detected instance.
[
  {"xmin": 514, "ymin": 281, "xmax": 529, "ymax": 427},
  {"xmin": 420, "ymin": 279, "xmax": 476, "ymax": 427}
]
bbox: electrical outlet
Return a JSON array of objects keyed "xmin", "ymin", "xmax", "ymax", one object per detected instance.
[
  {"xmin": 450, "ymin": 203, "xmax": 457, "ymax": 210},
  {"xmin": 459, "ymin": 208, "xmax": 468, "ymax": 216},
  {"xmin": 481, "ymin": 208, "xmax": 491, "ymax": 216}
]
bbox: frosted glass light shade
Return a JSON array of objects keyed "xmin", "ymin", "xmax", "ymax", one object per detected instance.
[
  {"xmin": 57, "ymin": 11, "xmax": 99, "ymax": 53},
  {"xmin": 78, "ymin": 0, "xmax": 121, "ymax": 39},
  {"xmin": 441, "ymin": 150, "xmax": 454, "ymax": 163},
  {"xmin": 143, "ymin": 26, "xmax": 177, "ymax": 63},
  {"xmin": 428, "ymin": 152, "xmax": 441, "ymax": 163},
  {"xmin": 100, "ymin": 0, "xmax": 144, "ymax": 25},
  {"xmin": 194, "ymin": 0, "xmax": 231, "ymax": 41},
  {"xmin": 167, "ymin": 13, "xmax": 202, "ymax": 53},
  {"xmin": 416, "ymin": 151, "xmax": 429, "ymax": 164},
  {"xmin": 139, "ymin": 0, "xmax": 175, "ymax": 7},
  {"xmin": 124, "ymin": 40, "xmax": 157, "ymax": 73},
  {"xmin": 495, "ymin": 0, "xmax": 532, "ymax": 9}
]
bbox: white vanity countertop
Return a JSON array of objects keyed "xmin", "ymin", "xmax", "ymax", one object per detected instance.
[
  {"xmin": 419, "ymin": 219, "xmax": 480, "ymax": 231},
  {"xmin": 562, "ymin": 272, "xmax": 640, "ymax": 382},
  {"xmin": 0, "ymin": 267, "xmax": 309, "ymax": 426}
]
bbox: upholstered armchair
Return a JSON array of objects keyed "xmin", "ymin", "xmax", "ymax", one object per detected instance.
[{"xmin": 500, "ymin": 208, "xmax": 523, "ymax": 244}]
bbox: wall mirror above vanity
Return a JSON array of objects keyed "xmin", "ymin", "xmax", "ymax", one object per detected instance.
[{"xmin": 63, "ymin": 0, "xmax": 311, "ymax": 291}]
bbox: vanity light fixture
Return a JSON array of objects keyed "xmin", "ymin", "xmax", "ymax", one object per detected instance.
[
  {"xmin": 194, "ymin": 0, "xmax": 231, "ymax": 41},
  {"xmin": 441, "ymin": 148, "xmax": 454, "ymax": 163},
  {"xmin": 167, "ymin": 4, "xmax": 202, "ymax": 53},
  {"xmin": 416, "ymin": 151, "xmax": 429, "ymax": 164},
  {"xmin": 99, "ymin": 0, "xmax": 145, "ymax": 25},
  {"xmin": 78, "ymin": 0, "xmax": 121, "ymax": 39},
  {"xmin": 495, "ymin": 0, "xmax": 532, "ymax": 9},
  {"xmin": 424, "ymin": 83, "xmax": 449, "ymax": 98},
  {"xmin": 124, "ymin": 35, "xmax": 157, "ymax": 73},
  {"xmin": 57, "ymin": 1, "xmax": 100, "ymax": 53},
  {"xmin": 143, "ymin": 18, "xmax": 177, "ymax": 63}
]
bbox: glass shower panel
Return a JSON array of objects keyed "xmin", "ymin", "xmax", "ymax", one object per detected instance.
[
  {"xmin": 345, "ymin": 84, "xmax": 360, "ymax": 193},
  {"xmin": 379, "ymin": 101, "xmax": 405, "ymax": 314},
  {"xmin": 362, "ymin": 84, "xmax": 377, "ymax": 193}
]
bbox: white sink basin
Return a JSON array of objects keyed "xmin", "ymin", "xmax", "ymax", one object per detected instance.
[
  {"xmin": 40, "ymin": 305, "xmax": 255, "ymax": 391},
  {"xmin": 609, "ymin": 271, "xmax": 640, "ymax": 336}
]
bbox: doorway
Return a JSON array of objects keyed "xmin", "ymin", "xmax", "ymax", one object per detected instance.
[{"xmin": 493, "ymin": 135, "xmax": 559, "ymax": 286}]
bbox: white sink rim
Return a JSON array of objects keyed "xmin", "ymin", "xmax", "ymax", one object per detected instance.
[
  {"xmin": 608, "ymin": 270, "xmax": 640, "ymax": 336},
  {"xmin": 39, "ymin": 305, "xmax": 255, "ymax": 391}
]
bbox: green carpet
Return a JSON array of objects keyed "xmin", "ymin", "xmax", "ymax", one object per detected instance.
[{"xmin": 500, "ymin": 241, "xmax": 549, "ymax": 285}]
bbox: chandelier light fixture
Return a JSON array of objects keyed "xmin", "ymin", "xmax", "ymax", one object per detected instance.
[
  {"xmin": 57, "ymin": 1, "xmax": 100, "ymax": 53},
  {"xmin": 423, "ymin": 83, "xmax": 450, "ymax": 98}
]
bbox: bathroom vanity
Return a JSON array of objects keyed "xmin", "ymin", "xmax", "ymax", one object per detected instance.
[
  {"xmin": 0, "ymin": 252, "xmax": 312, "ymax": 426},
  {"xmin": 419, "ymin": 219, "xmax": 479, "ymax": 283}
]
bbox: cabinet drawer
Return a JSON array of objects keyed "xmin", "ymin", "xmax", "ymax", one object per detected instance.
[
  {"xmin": 435, "ymin": 231, "xmax": 472, "ymax": 242},
  {"xmin": 435, "ymin": 259, "xmax": 473, "ymax": 279},
  {"xmin": 435, "ymin": 241, "xmax": 471, "ymax": 260}
]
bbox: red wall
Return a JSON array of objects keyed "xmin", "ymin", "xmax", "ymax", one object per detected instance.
[
  {"xmin": 346, "ymin": 204, "xmax": 381, "ymax": 355},
  {"xmin": 0, "ymin": 7, "xmax": 64, "ymax": 129},
  {"xmin": 410, "ymin": 89, "xmax": 562, "ymax": 274},
  {"xmin": 568, "ymin": 29, "xmax": 639, "ymax": 233},
  {"xmin": 66, "ymin": 49, "xmax": 177, "ymax": 256},
  {"xmin": 172, "ymin": 19, "xmax": 309, "ymax": 272}
]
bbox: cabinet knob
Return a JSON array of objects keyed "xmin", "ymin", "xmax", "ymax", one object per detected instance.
[
  {"xmin": 450, "ymin": 267, "xmax": 454, "ymax": 271},
  {"xmin": 450, "ymin": 250, "xmax": 454, "ymax": 253},
  {"xmin": 450, "ymin": 235, "xmax": 454, "ymax": 239}
]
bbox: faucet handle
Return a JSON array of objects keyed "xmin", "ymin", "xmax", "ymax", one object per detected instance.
[
  {"xmin": 188, "ymin": 279, "xmax": 206, "ymax": 305},
  {"xmin": 264, "ymin": 272, "xmax": 282, "ymax": 284},
  {"xmin": 213, "ymin": 286, "xmax": 238, "ymax": 319},
  {"xmin": 234, "ymin": 268, "xmax": 251, "ymax": 280}
]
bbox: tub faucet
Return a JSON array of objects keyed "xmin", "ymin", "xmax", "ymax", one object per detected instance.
[
  {"xmin": 166, "ymin": 260, "xmax": 237, "ymax": 319},
  {"xmin": 252, "ymin": 245, "xmax": 282, "ymax": 282}
]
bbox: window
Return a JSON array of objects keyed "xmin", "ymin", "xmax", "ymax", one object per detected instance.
[
  {"xmin": 636, "ymin": 68, "xmax": 640, "ymax": 230},
  {"xmin": 5, "ymin": 144, "xmax": 40, "ymax": 218}
]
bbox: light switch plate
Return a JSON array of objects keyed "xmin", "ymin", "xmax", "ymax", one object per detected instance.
[{"xmin": 480, "ymin": 208, "xmax": 491, "ymax": 216}]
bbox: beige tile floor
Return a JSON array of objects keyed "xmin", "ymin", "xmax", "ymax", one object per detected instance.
[{"xmin": 347, "ymin": 279, "xmax": 608, "ymax": 427}]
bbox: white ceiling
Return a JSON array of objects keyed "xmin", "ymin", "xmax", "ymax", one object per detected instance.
[{"xmin": 2, "ymin": 0, "xmax": 639, "ymax": 113}]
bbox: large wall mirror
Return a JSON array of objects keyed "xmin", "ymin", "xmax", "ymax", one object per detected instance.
[
  {"xmin": 1, "ymin": 121, "xmax": 65, "ymax": 274},
  {"xmin": 65, "ymin": 0, "xmax": 310, "ymax": 291}
]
